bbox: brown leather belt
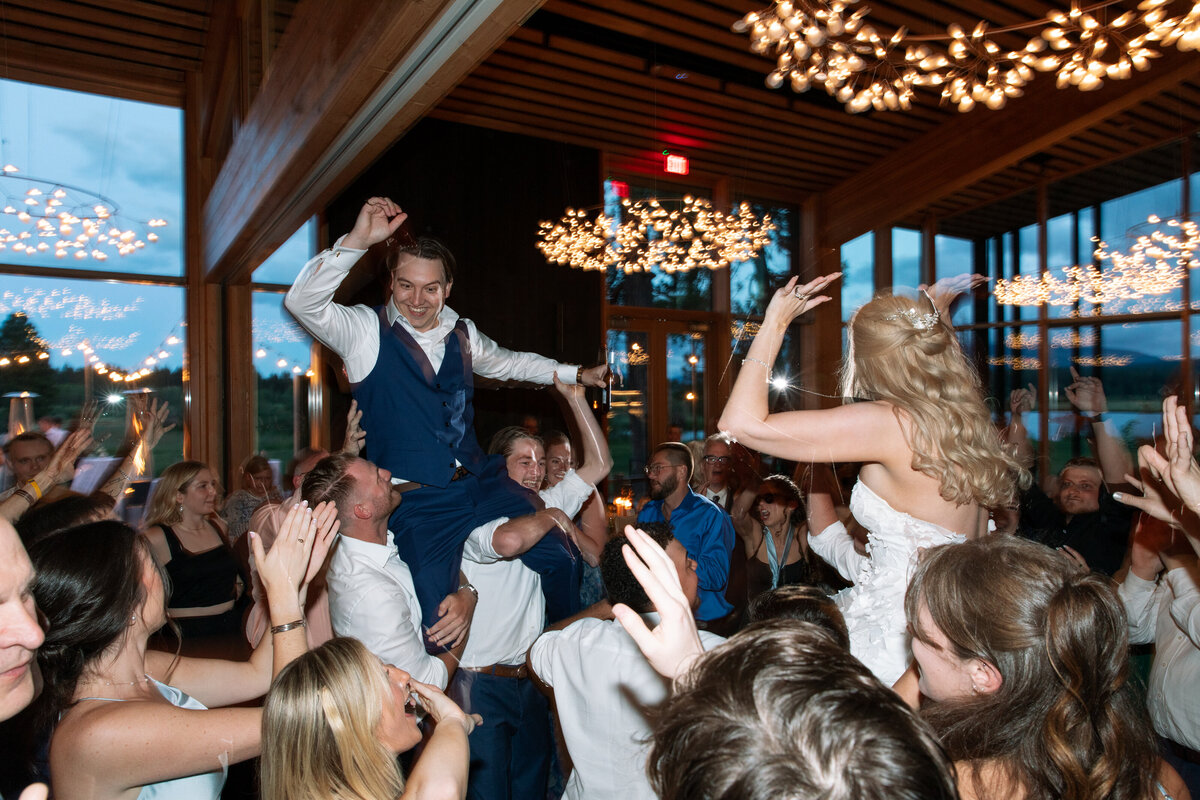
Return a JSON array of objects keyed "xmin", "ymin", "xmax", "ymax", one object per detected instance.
[{"xmin": 463, "ymin": 663, "xmax": 528, "ymax": 679}]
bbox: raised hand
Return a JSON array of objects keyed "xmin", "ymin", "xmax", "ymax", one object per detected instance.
[
  {"xmin": 612, "ymin": 526, "xmax": 705, "ymax": 681},
  {"xmin": 251, "ymin": 501, "xmax": 319, "ymax": 603},
  {"xmin": 762, "ymin": 273, "xmax": 841, "ymax": 328},
  {"xmin": 918, "ymin": 273, "xmax": 989, "ymax": 316},
  {"xmin": 341, "ymin": 400, "xmax": 366, "ymax": 456},
  {"xmin": 1010, "ymin": 383, "xmax": 1036, "ymax": 416},
  {"xmin": 1064, "ymin": 366, "xmax": 1108, "ymax": 415},
  {"xmin": 45, "ymin": 427, "xmax": 93, "ymax": 485},
  {"xmin": 1116, "ymin": 457, "xmax": 1184, "ymax": 529},
  {"xmin": 137, "ymin": 398, "xmax": 175, "ymax": 451},
  {"xmin": 342, "ymin": 197, "xmax": 407, "ymax": 250},
  {"xmin": 552, "ymin": 373, "xmax": 585, "ymax": 400},
  {"xmin": 410, "ymin": 678, "xmax": 481, "ymax": 732},
  {"xmin": 578, "ymin": 364, "xmax": 611, "ymax": 388},
  {"xmin": 1162, "ymin": 396, "xmax": 1200, "ymax": 514}
]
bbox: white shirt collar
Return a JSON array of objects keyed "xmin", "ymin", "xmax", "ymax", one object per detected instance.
[{"xmin": 334, "ymin": 530, "xmax": 397, "ymax": 567}]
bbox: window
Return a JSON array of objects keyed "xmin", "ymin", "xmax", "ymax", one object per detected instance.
[
  {"xmin": 840, "ymin": 231, "xmax": 874, "ymax": 322},
  {"xmin": 731, "ymin": 203, "xmax": 794, "ymax": 316}
]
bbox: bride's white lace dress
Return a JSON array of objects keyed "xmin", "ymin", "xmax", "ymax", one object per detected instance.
[{"xmin": 808, "ymin": 480, "xmax": 965, "ymax": 686}]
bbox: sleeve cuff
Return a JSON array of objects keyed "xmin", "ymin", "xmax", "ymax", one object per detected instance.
[
  {"xmin": 323, "ymin": 235, "xmax": 368, "ymax": 269},
  {"xmin": 1122, "ymin": 570, "xmax": 1158, "ymax": 593},
  {"xmin": 464, "ymin": 517, "xmax": 509, "ymax": 563},
  {"xmin": 556, "ymin": 364, "xmax": 580, "ymax": 384}
]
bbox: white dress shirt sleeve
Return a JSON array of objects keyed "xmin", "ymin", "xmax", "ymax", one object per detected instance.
[
  {"xmin": 529, "ymin": 629, "xmax": 561, "ymax": 687},
  {"xmin": 283, "ymin": 236, "xmax": 381, "ymax": 382},
  {"xmin": 807, "ymin": 521, "xmax": 866, "ymax": 583},
  {"xmin": 463, "ymin": 517, "xmax": 509, "ymax": 565},
  {"xmin": 1118, "ymin": 570, "xmax": 1161, "ymax": 646},
  {"xmin": 538, "ymin": 469, "xmax": 593, "ymax": 518},
  {"xmin": 1165, "ymin": 566, "xmax": 1200, "ymax": 649},
  {"xmin": 466, "ymin": 320, "xmax": 579, "ymax": 384},
  {"xmin": 330, "ymin": 584, "xmax": 448, "ymax": 689}
]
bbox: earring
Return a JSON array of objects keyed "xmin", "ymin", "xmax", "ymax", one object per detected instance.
[
  {"xmin": 129, "ymin": 613, "xmax": 138, "ymax": 626},
  {"xmin": 970, "ymin": 683, "xmax": 980, "ymax": 694}
]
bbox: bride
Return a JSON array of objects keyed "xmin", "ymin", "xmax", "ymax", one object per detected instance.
[{"xmin": 718, "ymin": 274, "xmax": 1026, "ymax": 685}]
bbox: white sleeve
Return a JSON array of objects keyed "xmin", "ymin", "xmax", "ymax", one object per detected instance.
[
  {"xmin": 539, "ymin": 470, "xmax": 593, "ymax": 517},
  {"xmin": 463, "ymin": 517, "xmax": 508, "ymax": 564},
  {"xmin": 466, "ymin": 320, "xmax": 578, "ymax": 384},
  {"xmin": 1118, "ymin": 570, "xmax": 1161, "ymax": 645},
  {"xmin": 283, "ymin": 236, "xmax": 380, "ymax": 382},
  {"xmin": 329, "ymin": 585, "xmax": 449, "ymax": 689},
  {"xmin": 1165, "ymin": 567, "xmax": 1200, "ymax": 649},
  {"xmin": 807, "ymin": 521, "xmax": 866, "ymax": 583},
  {"xmin": 529, "ymin": 629, "xmax": 561, "ymax": 687}
]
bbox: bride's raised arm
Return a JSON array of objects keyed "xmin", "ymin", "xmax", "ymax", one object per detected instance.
[{"xmin": 718, "ymin": 273, "xmax": 903, "ymax": 465}]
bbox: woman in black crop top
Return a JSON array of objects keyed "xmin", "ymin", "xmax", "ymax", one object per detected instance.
[{"xmin": 143, "ymin": 460, "xmax": 246, "ymax": 642}]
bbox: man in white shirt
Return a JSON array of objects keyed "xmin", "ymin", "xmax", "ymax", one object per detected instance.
[
  {"xmin": 529, "ymin": 522, "xmax": 724, "ymax": 800},
  {"xmin": 697, "ymin": 433, "xmax": 737, "ymax": 512},
  {"xmin": 1119, "ymin": 522, "xmax": 1200, "ymax": 795},
  {"xmin": 285, "ymin": 197, "xmax": 608, "ymax": 647},
  {"xmin": 448, "ymin": 424, "xmax": 604, "ymax": 800},
  {"xmin": 301, "ymin": 452, "xmax": 478, "ymax": 688}
]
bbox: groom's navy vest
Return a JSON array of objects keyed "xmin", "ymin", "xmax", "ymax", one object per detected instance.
[{"xmin": 350, "ymin": 308, "xmax": 489, "ymax": 487}]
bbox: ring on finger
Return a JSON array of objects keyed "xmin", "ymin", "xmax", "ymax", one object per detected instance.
[{"xmin": 297, "ymin": 537, "xmax": 305, "ymax": 543}]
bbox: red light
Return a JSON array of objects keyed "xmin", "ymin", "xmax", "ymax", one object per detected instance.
[
  {"xmin": 665, "ymin": 154, "xmax": 689, "ymax": 175},
  {"xmin": 610, "ymin": 180, "xmax": 629, "ymax": 198}
]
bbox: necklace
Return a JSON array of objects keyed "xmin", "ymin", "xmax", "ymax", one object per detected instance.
[{"xmin": 90, "ymin": 674, "xmax": 153, "ymax": 687}]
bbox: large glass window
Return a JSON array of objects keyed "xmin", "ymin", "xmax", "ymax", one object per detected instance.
[
  {"xmin": 0, "ymin": 275, "xmax": 185, "ymax": 468},
  {"xmin": 934, "ymin": 234, "xmax": 975, "ymax": 326},
  {"xmin": 603, "ymin": 180, "xmax": 713, "ymax": 311},
  {"xmin": 254, "ymin": 219, "xmax": 317, "ymax": 285},
  {"xmin": 252, "ymin": 290, "xmax": 314, "ymax": 462},
  {"xmin": 731, "ymin": 203, "xmax": 794, "ymax": 316},
  {"xmin": 0, "ymin": 78, "xmax": 184, "ymax": 277},
  {"xmin": 893, "ymin": 228, "xmax": 922, "ymax": 290},
  {"xmin": 840, "ymin": 231, "xmax": 874, "ymax": 322}
]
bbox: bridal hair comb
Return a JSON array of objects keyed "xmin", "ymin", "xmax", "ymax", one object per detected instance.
[{"xmin": 884, "ymin": 307, "xmax": 940, "ymax": 331}]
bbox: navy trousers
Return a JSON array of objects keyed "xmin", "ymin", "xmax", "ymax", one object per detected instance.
[{"xmin": 449, "ymin": 669, "xmax": 551, "ymax": 800}]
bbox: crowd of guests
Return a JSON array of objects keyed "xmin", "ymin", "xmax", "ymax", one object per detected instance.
[{"xmin": 1, "ymin": 204, "xmax": 1199, "ymax": 800}]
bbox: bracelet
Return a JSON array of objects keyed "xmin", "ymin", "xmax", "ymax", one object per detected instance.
[
  {"xmin": 742, "ymin": 357, "xmax": 771, "ymax": 370},
  {"xmin": 458, "ymin": 582, "xmax": 479, "ymax": 600},
  {"xmin": 270, "ymin": 619, "xmax": 306, "ymax": 635},
  {"xmin": 1083, "ymin": 412, "xmax": 1104, "ymax": 422},
  {"xmin": 11, "ymin": 488, "xmax": 35, "ymax": 506},
  {"xmin": 576, "ymin": 365, "xmax": 584, "ymax": 385},
  {"xmin": 25, "ymin": 479, "xmax": 43, "ymax": 499}
]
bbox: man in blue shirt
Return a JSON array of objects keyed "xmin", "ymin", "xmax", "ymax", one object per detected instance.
[{"xmin": 637, "ymin": 442, "xmax": 735, "ymax": 624}]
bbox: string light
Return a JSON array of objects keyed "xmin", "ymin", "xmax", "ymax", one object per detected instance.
[
  {"xmin": 538, "ymin": 197, "xmax": 776, "ymax": 273},
  {"xmin": 0, "ymin": 168, "xmax": 168, "ymax": 261},
  {"xmin": 735, "ymin": 0, "xmax": 1200, "ymax": 114}
]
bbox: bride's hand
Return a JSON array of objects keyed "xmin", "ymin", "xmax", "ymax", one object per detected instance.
[{"xmin": 763, "ymin": 273, "xmax": 841, "ymax": 327}]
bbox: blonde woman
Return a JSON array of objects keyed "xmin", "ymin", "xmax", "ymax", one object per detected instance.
[
  {"xmin": 144, "ymin": 461, "xmax": 247, "ymax": 642},
  {"xmin": 261, "ymin": 637, "xmax": 477, "ymax": 800},
  {"xmin": 718, "ymin": 275, "xmax": 1027, "ymax": 685}
]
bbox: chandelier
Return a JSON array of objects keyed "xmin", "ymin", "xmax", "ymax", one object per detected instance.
[
  {"xmin": 537, "ymin": 196, "xmax": 776, "ymax": 273},
  {"xmin": 993, "ymin": 213, "xmax": 1199, "ymax": 307},
  {"xmin": 734, "ymin": 0, "xmax": 1200, "ymax": 114},
  {"xmin": 0, "ymin": 166, "xmax": 167, "ymax": 262}
]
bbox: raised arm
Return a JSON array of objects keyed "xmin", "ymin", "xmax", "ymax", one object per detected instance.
[
  {"xmin": 1064, "ymin": 368, "xmax": 1133, "ymax": 485},
  {"xmin": 98, "ymin": 398, "xmax": 174, "ymax": 501},
  {"xmin": 1, "ymin": 427, "xmax": 92, "ymax": 522},
  {"xmin": 402, "ymin": 681, "xmax": 479, "ymax": 800},
  {"xmin": 552, "ymin": 375, "xmax": 613, "ymax": 485},
  {"xmin": 717, "ymin": 274, "xmax": 904, "ymax": 465},
  {"xmin": 1006, "ymin": 383, "xmax": 1036, "ymax": 472},
  {"xmin": 284, "ymin": 198, "xmax": 405, "ymax": 377}
]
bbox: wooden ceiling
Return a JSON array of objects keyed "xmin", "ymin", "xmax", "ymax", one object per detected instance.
[{"xmin": 2, "ymin": 0, "xmax": 1199, "ymax": 249}]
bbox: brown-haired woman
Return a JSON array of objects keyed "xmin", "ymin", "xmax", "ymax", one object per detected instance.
[{"xmin": 903, "ymin": 536, "xmax": 1189, "ymax": 800}]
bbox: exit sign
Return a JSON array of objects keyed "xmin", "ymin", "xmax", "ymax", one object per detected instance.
[{"xmin": 665, "ymin": 154, "xmax": 689, "ymax": 175}]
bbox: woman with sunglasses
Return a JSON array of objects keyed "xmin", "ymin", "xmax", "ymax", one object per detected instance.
[
  {"xmin": 732, "ymin": 475, "xmax": 844, "ymax": 609},
  {"xmin": 719, "ymin": 274, "xmax": 1028, "ymax": 685}
]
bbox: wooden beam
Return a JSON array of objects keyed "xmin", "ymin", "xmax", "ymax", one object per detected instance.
[
  {"xmin": 203, "ymin": 0, "xmax": 546, "ymax": 284},
  {"xmin": 823, "ymin": 48, "xmax": 1200, "ymax": 246}
]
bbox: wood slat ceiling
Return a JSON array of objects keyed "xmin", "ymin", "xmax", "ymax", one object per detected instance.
[
  {"xmin": 1, "ymin": 0, "xmax": 1197, "ymax": 240},
  {"xmin": 433, "ymin": 0, "xmax": 1200, "ymax": 227}
]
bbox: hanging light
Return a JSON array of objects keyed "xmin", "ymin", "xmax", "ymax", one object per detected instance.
[{"xmin": 538, "ymin": 196, "xmax": 775, "ymax": 272}]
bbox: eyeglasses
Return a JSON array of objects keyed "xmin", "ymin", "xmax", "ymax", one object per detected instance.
[
  {"xmin": 644, "ymin": 463, "xmax": 680, "ymax": 476},
  {"xmin": 703, "ymin": 455, "xmax": 730, "ymax": 464},
  {"xmin": 756, "ymin": 493, "xmax": 782, "ymax": 505}
]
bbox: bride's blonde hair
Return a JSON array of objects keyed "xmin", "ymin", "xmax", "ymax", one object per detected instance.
[{"xmin": 839, "ymin": 290, "xmax": 1029, "ymax": 508}]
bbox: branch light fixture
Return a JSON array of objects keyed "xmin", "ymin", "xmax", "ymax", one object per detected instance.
[
  {"xmin": 734, "ymin": 0, "xmax": 1200, "ymax": 114},
  {"xmin": 993, "ymin": 213, "xmax": 1199, "ymax": 308},
  {"xmin": 537, "ymin": 196, "xmax": 776, "ymax": 273},
  {"xmin": 0, "ymin": 166, "xmax": 167, "ymax": 262}
]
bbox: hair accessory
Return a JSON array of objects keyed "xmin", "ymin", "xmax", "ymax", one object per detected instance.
[
  {"xmin": 271, "ymin": 619, "xmax": 307, "ymax": 635},
  {"xmin": 884, "ymin": 307, "xmax": 940, "ymax": 331}
]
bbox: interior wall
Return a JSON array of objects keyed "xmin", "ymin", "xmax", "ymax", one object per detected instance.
[{"xmin": 326, "ymin": 118, "xmax": 604, "ymax": 442}]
